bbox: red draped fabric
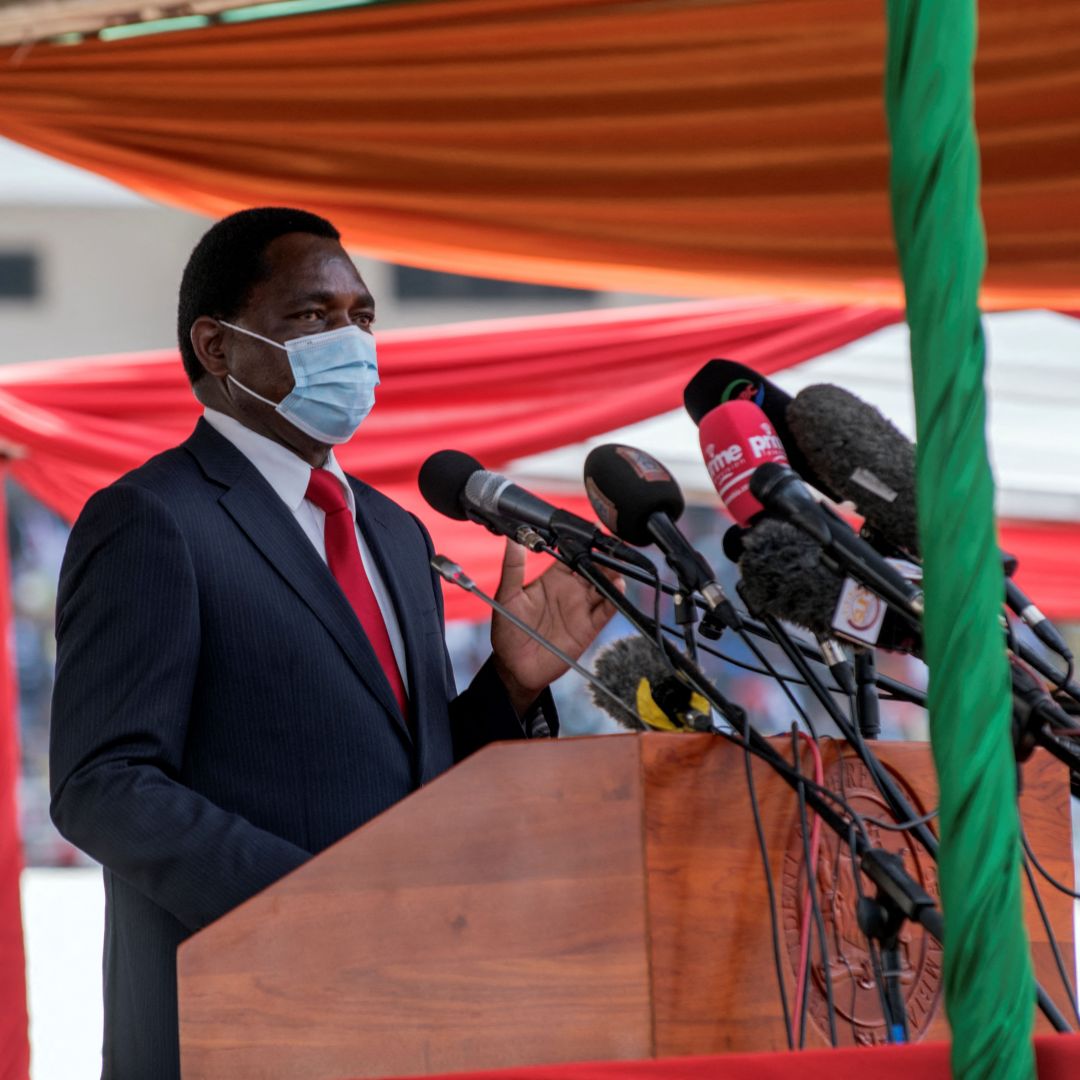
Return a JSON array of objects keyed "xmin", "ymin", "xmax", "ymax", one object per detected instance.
[
  {"xmin": 0, "ymin": 298, "xmax": 902, "ymax": 618},
  {"xmin": 360, "ymin": 1035, "xmax": 1080, "ymax": 1080},
  {"xmin": 0, "ymin": 470, "xmax": 29, "ymax": 1080},
  {"xmin": 0, "ymin": 298, "xmax": 1075, "ymax": 621}
]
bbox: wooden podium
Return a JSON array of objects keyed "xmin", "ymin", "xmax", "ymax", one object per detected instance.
[{"xmin": 177, "ymin": 734, "xmax": 1075, "ymax": 1079}]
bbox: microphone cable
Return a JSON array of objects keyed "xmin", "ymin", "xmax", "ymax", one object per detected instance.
[
  {"xmin": 737, "ymin": 702, "xmax": 793, "ymax": 1049},
  {"xmin": 1021, "ymin": 849, "xmax": 1080, "ymax": 1027},
  {"xmin": 1021, "ymin": 826, "xmax": 1080, "ymax": 902},
  {"xmin": 586, "ymin": 542, "xmax": 929, "ymax": 705},
  {"xmin": 789, "ymin": 726, "xmax": 837, "ymax": 1047}
]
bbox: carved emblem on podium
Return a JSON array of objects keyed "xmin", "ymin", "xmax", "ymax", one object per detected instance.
[{"xmin": 782, "ymin": 753, "xmax": 943, "ymax": 1045}]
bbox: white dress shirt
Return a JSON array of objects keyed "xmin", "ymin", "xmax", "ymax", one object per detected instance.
[{"xmin": 202, "ymin": 408, "xmax": 409, "ymax": 693}]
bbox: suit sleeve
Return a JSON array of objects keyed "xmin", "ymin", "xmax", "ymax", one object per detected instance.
[
  {"xmin": 410, "ymin": 515, "xmax": 559, "ymax": 760},
  {"xmin": 50, "ymin": 483, "xmax": 310, "ymax": 933}
]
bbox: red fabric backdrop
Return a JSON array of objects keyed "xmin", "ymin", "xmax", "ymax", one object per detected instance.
[
  {"xmin": 0, "ymin": 298, "xmax": 903, "ymax": 618},
  {"xmin": 0, "ymin": 470, "xmax": 29, "ymax": 1080},
  {"xmin": 0, "ymin": 297, "xmax": 1072, "ymax": 617},
  {"xmin": 363, "ymin": 1034, "xmax": 1080, "ymax": 1080}
]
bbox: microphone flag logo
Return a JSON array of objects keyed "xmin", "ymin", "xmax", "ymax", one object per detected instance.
[{"xmin": 721, "ymin": 377, "xmax": 766, "ymax": 406}]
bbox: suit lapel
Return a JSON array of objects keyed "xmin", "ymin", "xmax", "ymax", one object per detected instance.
[{"xmin": 184, "ymin": 420, "xmax": 407, "ymax": 733}]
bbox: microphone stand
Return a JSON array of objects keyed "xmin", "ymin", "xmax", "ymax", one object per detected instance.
[
  {"xmin": 446, "ymin": 534, "xmax": 1070, "ymax": 1035},
  {"xmin": 561, "ymin": 543, "xmax": 949, "ymax": 1038},
  {"xmin": 736, "ymin": 623, "xmax": 1071, "ymax": 1034},
  {"xmin": 551, "ymin": 533, "xmax": 747, "ymax": 728},
  {"xmin": 855, "ymin": 649, "xmax": 882, "ymax": 741},
  {"xmin": 550, "ymin": 534, "xmax": 1072, "ymax": 1034}
]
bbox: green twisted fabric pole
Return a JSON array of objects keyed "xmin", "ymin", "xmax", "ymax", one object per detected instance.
[{"xmin": 884, "ymin": 3, "xmax": 1036, "ymax": 1077}]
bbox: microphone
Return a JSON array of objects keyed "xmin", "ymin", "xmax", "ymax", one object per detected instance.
[
  {"xmin": 785, "ymin": 384, "xmax": 1073, "ymax": 664},
  {"xmin": 1005, "ymin": 581, "xmax": 1073, "ymax": 664},
  {"xmin": 418, "ymin": 449, "xmax": 655, "ymax": 572},
  {"xmin": 582, "ymin": 443, "xmax": 739, "ymax": 624},
  {"xmin": 687, "ymin": 395, "xmax": 923, "ymax": 624},
  {"xmin": 735, "ymin": 517, "xmax": 919, "ymax": 693},
  {"xmin": 785, "ymin": 383, "xmax": 919, "ymax": 555},
  {"xmin": 736, "ymin": 517, "xmax": 1078, "ymax": 748},
  {"xmin": 749, "ymin": 462, "xmax": 924, "ymax": 625},
  {"xmin": 591, "ymin": 635, "xmax": 712, "ymax": 732},
  {"xmin": 696, "ymin": 397, "xmax": 790, "ymax": 526},
  {"xmin": 737, "ymin": 517, "xmax": 920, "ymax": 651},
  {"xmin": 683, "ymin": 358, "xmax": 842, "ymax": 504}
]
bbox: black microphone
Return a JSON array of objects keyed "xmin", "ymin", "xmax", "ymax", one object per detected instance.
[
  {"xmin": 1011, "ymin": 661, "xmax": 1080, "ymax": 785},
  {"xmin": 736, "ymin": 518, "xmax": 1080, "ymax": 746},
  {"xmin": 1004, "ymin": 579, "xmax": 1074, "ymax": 665},
  {"xmin": 749, "ymin": 462, "xmax": 924, "ymax": 625},
  {"xmin": 418, "ymin": 449, "xmax": 655, "ymax": 572},
  {"xmin": 582, "ymin": 443, "xmax": 739, "ymax": 625},
  {"xmin": 785, "ymin": 383, "xmax": 1074, "ymax": 664},
  {"xmin": 591, "ymin": 635, "xmax": 712, "ymax": 732}
]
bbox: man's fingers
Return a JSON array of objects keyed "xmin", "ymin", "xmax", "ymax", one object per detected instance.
[{"xmin": 494, "ymin": 539, "xmax": 526, "ymax": 602}]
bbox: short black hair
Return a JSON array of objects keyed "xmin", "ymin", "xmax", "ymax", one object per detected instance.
[{"xmin": 177, "ymin": 206, "xmax": 341, "ymax": 384}]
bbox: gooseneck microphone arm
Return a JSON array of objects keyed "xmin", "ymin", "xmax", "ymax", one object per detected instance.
[{"xmin": 430, "ymin": 555, "xmax": 652, "ymax": 729}]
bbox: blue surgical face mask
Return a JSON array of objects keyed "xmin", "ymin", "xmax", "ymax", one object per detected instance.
[{"xmin": 219, "ymin": 320, "xmax": 379, "ymax": 444}]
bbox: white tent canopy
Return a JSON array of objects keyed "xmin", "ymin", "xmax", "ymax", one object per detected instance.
[{"xmin": 510, "ymin": 310, "xmax": 1080, "ymax": 524}]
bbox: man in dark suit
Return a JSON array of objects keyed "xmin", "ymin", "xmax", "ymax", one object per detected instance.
[{"xmin": 50, "ymin": 207, "xmax": 617, "ymax": 1079}]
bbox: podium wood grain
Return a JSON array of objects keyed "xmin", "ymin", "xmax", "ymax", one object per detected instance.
[{"xmin": 177, "ymin": 734, "xmax": 1074, "ymax": 1077}]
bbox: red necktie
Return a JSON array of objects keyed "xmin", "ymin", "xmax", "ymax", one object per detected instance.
[{"xmin": 305, "ymin": 468, "xmax": 409, "ymax": 721}]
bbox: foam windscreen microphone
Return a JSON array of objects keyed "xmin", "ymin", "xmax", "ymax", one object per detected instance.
[
  {"xmin": 683, "ymin": 359, "xmax": 843, "ymax": 504},
  {"xmin": 736, "ymin": 517, "xmax": 922, "ymax": 657},
  {"xmin": 785, "ymin": 384, "xmax": 919, "ymax": 555},
  {"xmin": 750, "ymin": 462, "xmax": 924, "ymax": 624},
  {"xmin": 783, "ymin": 385, "xmax": 1073, "ymax": 663},
  {"xmin": 591, "ymin": 635, "xmax": 711, "ymax": 732}
]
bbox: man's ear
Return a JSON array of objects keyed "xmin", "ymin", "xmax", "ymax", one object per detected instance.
[{"xmin": 190, "ymin": 317, "xmax": 229, "ymax": 378}]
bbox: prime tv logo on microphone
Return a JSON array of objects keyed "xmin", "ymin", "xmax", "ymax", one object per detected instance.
[
  {"xmin": 698, "ymin": 400, "xmax": 790, "ymax": 524},
  {"xmin": 702, "ymin": 421, "xmax": 786, "ymax": 479}
]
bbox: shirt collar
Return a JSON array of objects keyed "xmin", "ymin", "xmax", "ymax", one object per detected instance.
[{"xmin": 202, "ymin": 408, "xmax": 354, "ymax": 514}]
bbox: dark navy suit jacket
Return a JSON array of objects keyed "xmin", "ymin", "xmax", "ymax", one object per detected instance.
[{"xmin": 49, "ymin": 419, "xmax": 552, "ymax": 1079}]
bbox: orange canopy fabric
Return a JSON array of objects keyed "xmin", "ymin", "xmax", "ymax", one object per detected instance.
[{"xmin": 2, "ymin": 0, "xmax": 1079, "ymax": 307}]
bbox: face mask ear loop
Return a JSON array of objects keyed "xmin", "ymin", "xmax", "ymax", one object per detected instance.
[
  {"xmin": 227, "ymin": 374, "xmax": 281, "ymax": 409},
  {"xmin": 217, "ymin": 319, "xmax": 287, "ymax": 351},
  {"xmin": 217, "ymin": 320, "xmax": 288, "ymax": 409}
]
